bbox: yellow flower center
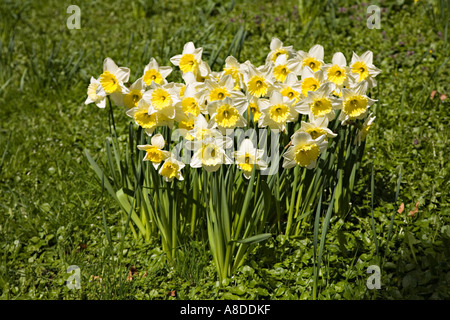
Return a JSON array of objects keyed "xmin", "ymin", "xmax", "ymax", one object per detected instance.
[
  {"xmin": 269, "ymin": 103, "xmax": 290, "ymax": 124},
  {"xmin": 144, "ymin": 146, "xmax": 165, "ymax": 163},
  {"xmin": 311, "ymin": 97, "xmax": 333, "ymax": 118},
  {"xmin": 134, "ymin": 109, "xmax": 158, "ymax": 129},
  {"xmin": 281, "ymin": 87, "xmax": 301, "ymax": 103},
  {"xmin": 181, "ymin": 97, "xmax": 200, "ymax": 116},
  {"xmin": 302, "ymin": 57, "xmax": 322, "ymax": 72},
  {"xmin": 200, "ymin": 144, "xmax": 221, "ymax": 166},
  {"xmin": 327, "ymin": 65, "xmax": 347, "ymax": 86},
  {"xmin": 223, "ymin": 67, "xmax": 241, "ymax": 90},
  {"xmin": 273, "ymin": 64, "xmax": 290, "ymax": 82},
  {"xmin": 209, "ymin": 87, "xmax": 230, "ymax": 102},
  {"xmin": 271, "ymin": 49, "xmax": 288, "ymax": 62},
  {"xmin": 301, "ymin": 77, "xmax": 320, "ymax": 96},
  {"xmin": 306, "ymin": 128, "xmax": 327, "ymax": 140},
  {"xmin": 151, "ymin": 88, "xmax": 172, "ymax": 110},
  {"xmin": 247, "ymin": 75, "xmax": 269, "ymax": 97},
  {"xmin": 238, "ymin": 153, "xmax": 255, "ymax": 172},
  {"xmin": 143, "ymin": 69, "xmax": 163, "ymax": 86},
  {"xmin": 124, "ymin": 89, "xmax": 143, "ymax": 109},
  {"xmin": 343, "ymin": 95, "xmax": 368, "ymax": 119},
  {"xmin": 351, "ymin": 61, "xmax": 369, "ymax": 82},
  {"xmin": 178, "ymin": 119, "xmax": 195, "ymax": 140},
  {"xmin": 99, "ymin": 71, "xmax": 120, "ymax": 94},
  {"xmin": 160, "ymin": 161, "xmax": 179, "ymax": 179},
  {"xmin": 248, "ymin": 102, "xmax": 262, "ymax": 122},
  {"xmin": 294, "ymin": 143, "xmax": 320, "ymax": 167},
  {"xmin": 216, "ymin": 104, "xmax": 240, "ymax": 128},
  {"xmin": 179, "ymin": 54, "xmax": 198, "ymax": 73},
  {"xmin": 179, "ymin": 85, "xmax": 186, "ymax": 97}
]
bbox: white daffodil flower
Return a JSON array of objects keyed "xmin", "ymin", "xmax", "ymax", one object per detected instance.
[
  {"xmin": 322, "ymin": 52, "xmax": 354, "ymax": 91},
  {"xmin": 357, "ymin": 113, "xmax": 376, "ymax": 146},
  {"xmin": 234, "ymin": 139, "xmax": 268, "ymax": 179},
  {"xmin": 158, "ymin": 154, "xmax": 185, "ymax": 182},
  {"xmin": 338, "ymin": 81, "xmax": 377, "ymax": 123},
  {"xmin": 295, "ymin": 116, "xmax": 337, "ymax": 141},
  {"xmin": 189, "ymin": 137, "xmax": 233, "ymax": 173},
  {"xmin": 207, "ymin": 96, "xmax": 247, "ymax": 134},
  {"xmin": 137, "ymin": 133, "xmax": 171, "ymax": 169},
  {"xmin": 247, "ymin": 95, "xmax": 263, "ymax": 123},
  {"xmin": 266, "ymin": 37, "xmax": 296, "ymax": 64},
  {"xmin": 99, "ymin": 57, "xmax": 130, "ymax": 95},
  {"xmin": 243, "ymin": 61, "xmax": 274, "ymax": 98},
  {"xmin": 142, "ymin": 58, "xmax": 173, "ymax": 87},
  {"xmin": 85, "ymin": 77, "xmax": 107, "ymax": 108},
  {"xmin": 282, "ymin": 132, "xmax": 328, "ymax": 169},
  {"xmin": 170, "ymin": 42, "xmax": 203, "ymax": 76},
  {"xmin": 258, "ymin": 91, "xmax": 298, "ymax": 131},
  {"xmin": 141, "ymin": 82, "xmax": 181, "ymax": 120},
  {"xmin": 350, "ymin": 51, "xmax": 381, "ymax": 88},
  {"xmin": 296, "ymin": 44, "xmax": 325, "ymax": 76},
  {"xmin": 177, "ymin": 83, "xmax": 207, "ymax": 117},
  {"xmin": 299, "ymin": 66, "xmax": 327, "ymax": 97},
  {"xmin": 122, "ymin": 78, "xmax": 146, "ymax": 109},
  {"xmin": 272, "ymin": 73, "xmax": 302, "ymax": 104},
  {"xmin": 295, "ymin": 82, "xmax": 341, "ymax": 121},
  {"xmin": 271, "ymin": 54, "xmax": 301, "ymax": 83},
  {"xmin": 219, "ymin": 56, "xmax": 245, "ymax": 90}
]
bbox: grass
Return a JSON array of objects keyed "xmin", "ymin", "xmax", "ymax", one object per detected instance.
[{"xmin": 0, "ymin": 0, "xmax": 449, "ymax": 300}]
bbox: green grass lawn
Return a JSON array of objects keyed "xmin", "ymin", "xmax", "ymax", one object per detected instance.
[{"xmin": 0, "ymin": 0, "xmax": 449, "ymax": 300}]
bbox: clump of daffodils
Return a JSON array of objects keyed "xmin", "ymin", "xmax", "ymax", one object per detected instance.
[{"xmin": 86, "ymin": 38, "xmax": 380, "ymax": 180}]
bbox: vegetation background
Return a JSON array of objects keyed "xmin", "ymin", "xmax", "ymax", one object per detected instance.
[{"xmin": 0, "ymin": 0, "xmax": 448, "ymax": 300}]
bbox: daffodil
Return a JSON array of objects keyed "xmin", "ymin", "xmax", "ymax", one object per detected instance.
[
  {"xmin": 357, "ymin": 113, "xmax": 376, "ymax": 146},
  {"xmin": 297, "ymin": 44, "xmax": 325, "ymax": 75},
  {"xmin": 126, "ymin": 103, "xmax": 173, "ymax": 136},
  {"xmin": 221, "ymin": 56, "xmax": 245, "ymax": 90},
  {"xmin": 350, "ymin": 51, "xmax": 381, "ymax": 88},
  {"xmin": 137, "ymin": 133, "xmax": 171, "ymax": 169},
  {"xmin": 258, "ymin": 91, "xmax": 298, "ymax": 131},
  {"xmin": 234, "ymin": 138, "xmax": 268, "ymax": 179},
  {"xmin": 142, "ymin": 58, "xmax": 173, "ymax": 86},
  {"xmin": 178, "ymin": 83, "xmax": 206, "ymax": 117},
  {"xmin": 266, "ymin": 37, "xmax": 295, "ymax": 64},
  {"xmin": 282, "ymin": 132, "xmax": 328, "ymax": 169},
  {"xmin": 175, "ymin": 112, "xmax": 197, "ymax": 141},
  {"xmin": 189, "ymin": 114, "xmax": 223, "ymax": 142},
  {"xmin": 140, "ymin": 82, "xmax": 180, "ymax": 120},
  {"xmin": 159, "ymin": 154, "xmax": 185, "ymax": 182},
  {"xmin": 247, "ymin": 95, "xmax": 263, "ymax": 123},
  {"xmin": 189, "ymin": 137, "xmax": 233, "ymax": 173},
  {"xmin": 300, "ymin": 66, "xmax": 326, "ymax": 97},
  {"xmin": 99, "ymin": 57, "xmax": 130, "ymax": 95},
  {"xmin": 123, "ymin": 78, "xmax": 146, "ymax": 109},
  {"xmin": 274, "ymin": 73, "xmax": 302, "ymax": 104},
  {"xmin": 170, "ymin": 42, "xmax": 203, "ymax": 76},
  {"xmin": 295, "ymin": 116, "xmax": 337, "ymax": 140},
  {"xmin": 208, "ymin": 97, "xmax": 247, "ymax": 133},
  {"xmin": 338, "ymin": 81, "xmax": 376, "ymax": 123},
  {"xmin": 322, "ymin": 52, "xmax": 353, "ymax": 90},
  {"xmin": 295, "ymin": 82, "xmax": 340, "ymax": 121},
  {"xmin": 243, "ymin": 62, "xmax": 274, "ymax": 98},
  {"xmin": 271, "ymin": 54, "xmax": 301, "ymax": 83},
  {"xmin": 85, "ymin": 77, "xmax": 107, "ymax": 108}
]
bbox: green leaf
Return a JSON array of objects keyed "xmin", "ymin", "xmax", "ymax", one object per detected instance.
[{"xmin": 232, "ymin": 233, "xmax": 272, "ymax": 244}]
